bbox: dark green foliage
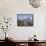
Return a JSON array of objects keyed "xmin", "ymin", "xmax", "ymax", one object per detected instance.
[{"xmin": 17, "ymin": 20, "xmax": 24, "ymax": 26}]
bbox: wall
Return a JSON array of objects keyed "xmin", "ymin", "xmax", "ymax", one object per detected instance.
[
  {"xmin": 44, "ymin": 15, "xmax": 46, "ymax": 40},
  {"xmin": 0, "ymin": 0, "xmax": 46, "ymax": 40}
]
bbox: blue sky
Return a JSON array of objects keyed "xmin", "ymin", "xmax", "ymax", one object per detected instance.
[{"xmin": 17, "ymin": 14, "xmax": 33, "ymax": 20}]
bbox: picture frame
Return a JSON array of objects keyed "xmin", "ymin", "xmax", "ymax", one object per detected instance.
[{"xmin": 17, "ymin": 14, "xmax": 33, "ymax": 26}]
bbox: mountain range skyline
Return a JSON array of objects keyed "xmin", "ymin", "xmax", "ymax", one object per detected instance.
[{"xmin": 17, "ymin": 14, "xmax": 33, "ymax": 20}]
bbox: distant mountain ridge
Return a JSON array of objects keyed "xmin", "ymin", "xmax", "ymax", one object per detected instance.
[{"xmin": 17, "ymin": 18, "xmax": 33, "ymax": 26}]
